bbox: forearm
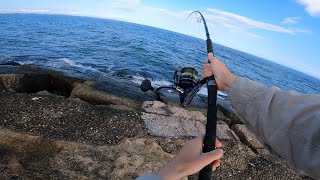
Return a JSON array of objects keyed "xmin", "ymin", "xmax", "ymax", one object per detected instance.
[{"xmin": 227, "ymin": 76, "xmax": 320, "ymax": 179}]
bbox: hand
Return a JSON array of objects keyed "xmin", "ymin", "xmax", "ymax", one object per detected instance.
[
  {"xmin": 155, "ymin": 137, "xmax": 223, "ymax": 179},
  {"xmin": 202, "ymin": 53, "xmax": 237, "ymax": 91}
]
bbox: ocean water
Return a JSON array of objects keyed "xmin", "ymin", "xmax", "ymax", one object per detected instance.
[{"xmin": 0, "ymin": 14, "xmax": 319, "ymax": 96}]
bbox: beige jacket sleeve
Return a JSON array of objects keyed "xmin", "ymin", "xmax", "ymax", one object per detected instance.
[{"xmin": 227, "ymin": 76, "xmax": 320, "ymax": 179}]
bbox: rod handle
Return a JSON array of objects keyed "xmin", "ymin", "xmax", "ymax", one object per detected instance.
[{"xmin": 198, "ymin": 76, "xmax": 218, "ymax": 180}]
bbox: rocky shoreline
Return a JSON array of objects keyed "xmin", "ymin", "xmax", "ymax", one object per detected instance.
[{"xmin": 0, "ymin": 64, "xmax": 311, "ymax": 179}]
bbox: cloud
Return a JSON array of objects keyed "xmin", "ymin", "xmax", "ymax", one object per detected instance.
[
  {"xmin": 281, "ymin": 16, "xmax": 301, "ymax": 25},
  {"xmin": 297, "ymin": 0, "xmax": 320, "ymax": 16},
  {"xmin": 206, "ymin": 8, "xmax": 307, "ymax": 35},
  {"xmin": 0, "ymin": 1, "xmax": 310, "ymax": 37},
  {"xmin": 0, "ymin": 9, "xmax": 51, "ymax": 13}
]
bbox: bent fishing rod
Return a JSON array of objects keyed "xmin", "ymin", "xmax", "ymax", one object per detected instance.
[
  {"xmin": 140, "ymin": 11, "xmax": 217, "ymax": 180},
  {"xmin": 190, "ymin": 11, "xmax": 217, "ymax": 180}
]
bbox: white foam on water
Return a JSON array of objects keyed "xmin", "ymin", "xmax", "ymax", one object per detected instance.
[
  {"xmin": 131, "ymin": 75, "xmax": 145, "ymax": 85},
  {"xmin": 51, "ymin": 58, "xmax": 106, "ymax": 76},
  {"xmin": 199, "ymin": 86, "xmax": 228, "ymax": 99},
  {"xmin": 198, "ymin": 86, "xmax": 208, "ymax": 96},
  {"xmin": 131, "ymin": 75, "xmax": 172, "ymax": 88},
  {"xmin": 60, "ymin": 58, "xmax": 77, "ymax": 66}
]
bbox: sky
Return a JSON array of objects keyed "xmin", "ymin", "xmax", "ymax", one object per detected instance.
[{"xmin": 0, "ymin": 0, "xmax": 319, "ymax": 78}]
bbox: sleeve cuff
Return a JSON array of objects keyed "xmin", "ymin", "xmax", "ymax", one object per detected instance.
[{"xmin": 136, "ymin": 173, "xmax": 162, "ymax": 180}]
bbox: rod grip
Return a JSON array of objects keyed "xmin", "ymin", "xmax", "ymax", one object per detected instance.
[
  {"xmin": 198, "ymin": 76, "xmax": 218, "ymax": 180},
  {"xmin": 206, "ymin": 39, "xmax": 214, "ymax": 55}
]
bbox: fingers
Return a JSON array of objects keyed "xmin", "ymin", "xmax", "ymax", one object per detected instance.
[
  {"xmin": 212, "ymin": 160, "xmax": 220, "ymax": 171},
  {"xmin": 201, "ymin": 71, "xmax": 212, "ymax": 79},
  {"xmin": 194, "ymin": 149, "xmax": 224, "ymax": 168},
  {"xmin": 208, "ymin": 53, "xmax": 215, "ymax": 63},
  {"xmin": 215, "ymin": 139, "xmax": 222, "ymax": 148},
  {"xmin": 203, "ymin": 63, "xmax": 211, "ymax": 69},
  {"xmin": 213, "ymin": 160, "xmax": 220, "ymax": 168},
  {"xmin": 201, "ymin": 63, "xmax": 212, "ymax": 79}
]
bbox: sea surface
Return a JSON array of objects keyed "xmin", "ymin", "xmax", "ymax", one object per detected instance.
[{"xmin": 0, "ymin": 14, "xmax": 319, "ymax": 97}]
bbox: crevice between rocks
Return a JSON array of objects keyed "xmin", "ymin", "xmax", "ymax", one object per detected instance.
[{"xmin": 0, "ymin": 66, "xmax": 82, "ymax": 97}]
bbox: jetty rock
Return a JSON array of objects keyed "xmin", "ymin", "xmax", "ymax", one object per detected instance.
[{"xmin": 0, "ymin": 65, "xmax": 309, "ymax": 179}]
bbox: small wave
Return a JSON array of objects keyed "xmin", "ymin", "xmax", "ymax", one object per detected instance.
[
  {"xmin": 199, "ymin": 86, "xmax": 228, "ymax": 100},
  {"xmin": 58, "ymin": 58, "xmax": 97, "ymax": 71},
  {"xmin": 60, "ymin": 58, "xmax": 77, "ymax": 67},
  {"xmin": 130, "ymin": 75, "xmax": 172, "ymax": 88}
]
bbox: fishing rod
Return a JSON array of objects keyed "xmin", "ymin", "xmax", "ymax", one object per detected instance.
[
  {"xmin": 189, "ymin": 11, "xmax": 217, "ymax": 180},
  {"xmin": 140, "ymin": 11, "xmax": 217, "ymax": 180}
]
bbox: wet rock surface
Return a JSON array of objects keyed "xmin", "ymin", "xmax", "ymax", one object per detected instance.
[{"xmin": 0, "ymin": 65, "xmax": 307, "ymax": 179}]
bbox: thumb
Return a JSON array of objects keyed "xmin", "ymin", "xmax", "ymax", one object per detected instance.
[
  {"xmin": 194, "ymin": 149, "xmax": 224, "ymax": 168},
  {"xmin": 208, "ymin": 53, "xmax": 215, "ymax": 63}
]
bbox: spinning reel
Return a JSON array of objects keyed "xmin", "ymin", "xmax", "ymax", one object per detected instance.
[{"xmin": 141, "ymin": 67, "xmax": 205, "ymax": 107}]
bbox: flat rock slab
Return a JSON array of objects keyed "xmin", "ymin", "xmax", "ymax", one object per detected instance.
[
  {"xmin": 142, "ymin": 101, "xmax": 206, "ymax": 123},
  {"xmin": 141, "ymin": 113, "xmax": 205, "ymax": 138},
  {"xmin": 0, "ymin": 128, "xmax": 173, "ymax": 179},
  {"xmin": 231, "ymin": 124, "xmax": 265, "ymax": 150},
  {"xmin": 0, "ymin": 91, "xmax": 147, "ymax": 145}
]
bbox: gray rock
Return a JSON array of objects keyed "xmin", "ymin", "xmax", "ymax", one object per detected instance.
[
  {"xmin": 217, "ymin": 123, "xmax": 240, "ymax": 141},
  {"xmin": 0, "ymin": 128, "xmax": 173, "ymax": 179},
  {"xmin": 70, "ymin": 83, "xmax": 137, "ymax": 107},
  {"xmin": 36, "ymin": 90, "xmax": 65, "ymax": 98},
  {"xmin": 105, "ymin": 104, "xmax": 136, "ymax": 111},
  {"xmin": 231, "ymin": 124, "xmax": 265, "ymax": 150},
  {"xmin": 0, "ymin": 91, "xmax": 146, "ymax": 145},
  {"xmin": 142, "ymin": 101, "xmax": 206, "ymax": 123},
  {"xmin": 109, "ymin": 138, "xmax": 174, "ymax": 179},
  {"xmin": 0, "ymin": 90, "xmax": 304, "ymax": 180},
  {"xmin": 217, "ymin": 109, "xmax": 232, "ymax": 125},
  {"xmin": 142, "ymin": 101, "xmax": 170, "ymax": 115},
  {"xmin": 141, "ymin": 112, "xmax": 205, "ymax": 138},
  {"xmin": 0, "ymin": 65, "xmax": 81, "ymax": 96}
]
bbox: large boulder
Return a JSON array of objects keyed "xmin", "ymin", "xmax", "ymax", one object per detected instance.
[
  {"xmin": 141, "ymin": 112, "xmax": 205, "ymax": 138},
  {"xmin": 70, "ymin": 82, "xmax": 136, "ymax": 107}
]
